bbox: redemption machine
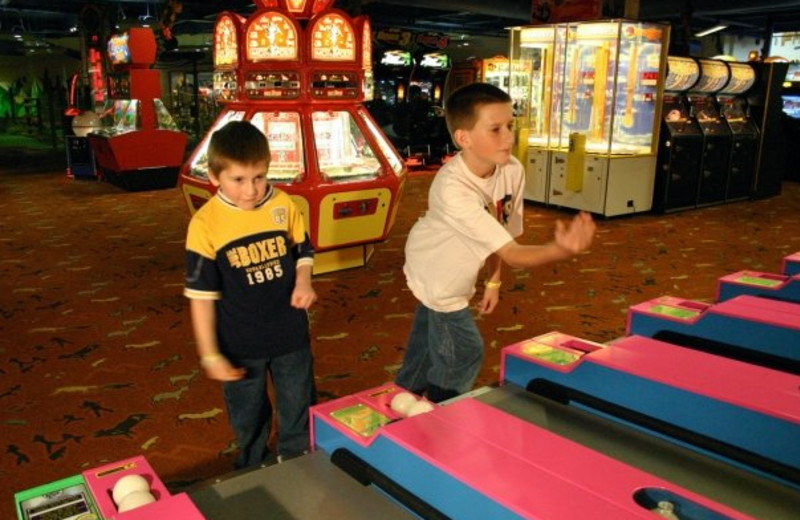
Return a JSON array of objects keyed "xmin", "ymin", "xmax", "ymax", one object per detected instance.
[
  {"xmin": 652, "ymin": 56, "xmax": 703, "ymax": 212},
  {"xmin": 627, "ymin": 294, "xmax": 800, "ymax": 374},
  {"xmin": 88, "ymin": 28, "xmax": 187, "ymax": 191},
  {"xmin": 717, "ymin": 61, "xmax": 759, "ymax": 202},
  {"xmin": 508, "ymin": 25, "xmax": 561, "ymax": 203},
  {"xmin": 542, "ymin": 20, "xmax": 669, "ymax": 216},
  {"xmin": 309, "ymin": 338, "xmax": 800, "ymax": 519},
  {"xmin": 179, "ymin": 0, "xmax": 407, "ymax": 274},
  {"xmin": 686, "ymin": 58, "xmax": 733, "ymax": 207}
]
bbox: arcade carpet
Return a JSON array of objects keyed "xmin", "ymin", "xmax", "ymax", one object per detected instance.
[{"xmin": 2, "ymin": 149, "xmax": 799, "ymax": 518}]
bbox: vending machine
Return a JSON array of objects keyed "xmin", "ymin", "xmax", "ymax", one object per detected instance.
[
  {"xmin": 87, "ymin": 28, "xmax": 187, "ymax": 191},
  {"xmin": 687, "ymin": 58, "xmax": 732, "ymax": 207},
  {"xmin": 652, "ymin": 56, "xmax": 703, "ymax": 212},
  {"xmin": 717, "ymin": 61, "xmax": 758, "ymax": 202},
  {"xmin": 545, "ymin": 20, "xmax": 669, "ymax": 216},
  {"xmin": 179, "ymin": 0, "xmax": 407, "ymax": 274}
]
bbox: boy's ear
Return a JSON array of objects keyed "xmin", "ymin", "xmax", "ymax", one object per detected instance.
[
  {"xmin": 453, "ymin": 128, "xmax": 469, "ymax": 149},
  {"xmin": 208, "ymin": 170, "xmax": 221, "ymax": 187}
]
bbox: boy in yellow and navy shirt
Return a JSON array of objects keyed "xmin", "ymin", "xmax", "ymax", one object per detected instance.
[{"xmin": 184, "ymin": 120, "xmax": 316, "ymax": 468}]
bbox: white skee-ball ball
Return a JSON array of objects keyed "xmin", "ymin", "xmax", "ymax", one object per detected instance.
[
  {"xmin": 117, "ymin": 490, "xmax": 156, "ymax": 512},
  {"xmin": 390, "ymin": 392, "xmax": 418, "ymax": 415},
  {"xmin": 406, "ymin": 400, "xmax": 435, "ymax": 417},
  {"xmin": 112, "ymin": 474, "xmax": 150, "ymax": 506}
]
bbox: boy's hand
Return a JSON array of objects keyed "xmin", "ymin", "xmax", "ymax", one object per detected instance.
[
  {"xmin": 478, "ymin": 286, "xmax": 500, "ymax": 315},
  {"xmin": 291, "ymin": 281, "xmax": 317, "ymax": 310},
  {"xmin": 202, "ymin": 355, "xmax": 246, "ymax": 382},
  {"xmin": 554, "ymin": 211, "xmax": 595, "ymax": 254}
]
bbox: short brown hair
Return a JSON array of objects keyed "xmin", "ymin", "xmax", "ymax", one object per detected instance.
[
  {"xmin": 444, "ymin": 83, "xmax": 512, "ymax": 138},
  {"xmin": 207, "ymin": 120, "xmax": 271, "ymax": 175}
]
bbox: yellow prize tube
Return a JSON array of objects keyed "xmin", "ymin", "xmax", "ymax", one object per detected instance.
[
  {"xmin": 513, "ymin": 124, "xmax": 529, "ymax": 163},
  {"xmin": 566, "ymin": 132, "xmax": 585, "ymax": 192}
]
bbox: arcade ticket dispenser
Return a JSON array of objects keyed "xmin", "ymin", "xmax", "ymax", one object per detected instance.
[
  {"xmin": 687, "ymin": 58, "xmax": 732, "ymax": 207},
  {"xmin": 179, "ymin": 0, "xmax": 407, "ymax": 275},
  {"xmin": 88, "ymin": 28, "xmax": 188, "ymax": 191},
  {"xmin": 653, "ymin": 56, "xmax": 703, "ymax": 212},
  {"xmin": 539, "ymin": 20, "xmax": 669, "ymax": 216},
  {"xmin": 508, "ymin": 25, "xmax": 561, "ymax": 203},
  {"xmin": 718, "ymin": 62, "xmax": 758, "ymax": 202}
]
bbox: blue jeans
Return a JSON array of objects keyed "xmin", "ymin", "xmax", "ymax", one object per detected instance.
[
  {"xmin": 222, "ymin": 348, "xmax": 315, "ymax": 469},
  {"xmin": 395, "ymin": 303, "xmax": 483, "ymax": 402}
]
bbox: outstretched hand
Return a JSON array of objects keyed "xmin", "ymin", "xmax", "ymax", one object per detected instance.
[{"xmin": 554, "ymin": 211, "xmax": 595, "ymax": 254}]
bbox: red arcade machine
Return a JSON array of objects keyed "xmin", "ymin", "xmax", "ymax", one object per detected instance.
[
  {"xmin": 88, "ymin": 28, "xmax": 187, "ymax": 191},
  {"xmin": 179, "ymin": 0, "xmax": 407, "ymax": 274}
]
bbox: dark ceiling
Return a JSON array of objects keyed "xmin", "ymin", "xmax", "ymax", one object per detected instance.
[{"xmin": 2, "ymin": 1, "xmax": 800, "ymax": 45}]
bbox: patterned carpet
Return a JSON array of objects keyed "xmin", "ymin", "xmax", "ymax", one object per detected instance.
[{"xmin": 2, "ymin": 151, "xmax": 799, "ymax": 517}]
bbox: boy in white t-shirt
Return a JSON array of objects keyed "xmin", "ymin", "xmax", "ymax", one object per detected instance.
[{"xmin": 396, "ymin": 83, "xmax": 596, "ymax": 403}]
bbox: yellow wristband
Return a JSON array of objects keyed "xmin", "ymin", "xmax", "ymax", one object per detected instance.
[
  {"xmin": 200, "ymin": 353, "xmax": 224, "ymax": 367},
  {"xmin": 484, "ymin": 280, "xmax": 502, "ymax": 290}
]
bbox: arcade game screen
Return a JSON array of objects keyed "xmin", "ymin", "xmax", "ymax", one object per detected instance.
[
  {"xmin": 784, "ymin": 96, "xmax": 800, "ymax": 119},
  {"xmin": 107, "ymin": 33, "xmax": 131, "ymax": 65},
  {"xmin": 312, "ymin": 110, "xmax": 382, "ymax": 181}
]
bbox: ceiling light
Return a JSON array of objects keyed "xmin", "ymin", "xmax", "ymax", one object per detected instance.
[{"xmin": 695, "ymin": 25, "xmax": 728, "ymax": 38}]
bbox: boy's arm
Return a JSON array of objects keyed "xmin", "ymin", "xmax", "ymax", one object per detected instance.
[
  {"xmin": 478, "ymin": 253, "xmax": 502, "ymax": 315},
  {"xmin": 291, "ymin": 263, "xmax": 316, "ymax": 310},
  {"xmin": 189, "ymin": 299, "xmax": 245, "ymax": 381},
  {"xmin": 496, "ymin": 212, "xmax": 595, "ymax": 269}
]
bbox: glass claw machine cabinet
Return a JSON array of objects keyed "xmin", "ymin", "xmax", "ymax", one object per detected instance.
[
  {"xmin": 179, "ymin": 0, "xmax": 407, "ymax": 275},
  {"xmin": 508, "ymin": 25, "xmax": 562, "ymax": 204},
  {"xmin": 87, "ymin": 28, "xmax": 187, "ymax": 191},
  {"xmin": 687, "ymin": 58, "xmax": 732, "ymax": 207},
  {"xmin": 653, "ymin": 56, "xmax": 703, "ymax": 212},
  {"xmin": 717, "ymin": 61, "xmax": 758, "ymax": 202},
  {"xmin": 546, "ymin": 20, "xmax": 669, "ymax": 216}
]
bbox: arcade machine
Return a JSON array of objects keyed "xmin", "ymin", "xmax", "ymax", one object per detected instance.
[
  {"xmin": 783, "ymin": 251, "xmax": 800, "ymax": 276},
  {"xmin": 781, "ymin": 62, "xmax": 800, "ymax": 182},
  {"xmin": 179, "ymin": 0, "xmax": 407, "ymax": 275},
  {"xmin": 717, "ymin": 61, "xmax": 759, "ymax": 202},
  {"xmin": 409, "ymin": 51, "xmax": 451, "ymax": 107},
  {"xmin": 685, "ymin": 58, "xmax": 732, "ymax": 207},
  {"xmin": 15, "ymin": 455, "xmax": 204, "ymax": 520},
  {"xmin": 448, "ymin": 56, "xmax": 510, "ymax": 98},
  {"xmin": 652, "ymin": 56, "xmax": 703, "ymax": 212},
  {"xmin": 374, "ymin": 49, "xmax": 413, "ymax": 107},
  {"xmin": 508, "ymin": 25, "xmax": 561, "ymax": 203},
  {"xmin": 627, "ymin": 294, "xmax": 800, "ymax": 374},
  {"xmin": 748, "ymin": 59, "xmax": 789, "ymax": 198},
  {"xmin": 716, "ymin": 269, "xmax": 800, "ymax": 304},
  {"xmin": 546, "ymin": 20, "xmax": 669, "ymax": 216},
  {"xmin": 309, "ymin": 356, "xmax": 800, "ymax": 519},
  {"xmin": 87, "ymin": 28, "xmax": 187, "ymax": 191}
]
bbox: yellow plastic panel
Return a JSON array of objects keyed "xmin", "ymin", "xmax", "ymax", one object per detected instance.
[{"xmin": 317, "ymin": 188, "xmax": 391, "ymax": 247}]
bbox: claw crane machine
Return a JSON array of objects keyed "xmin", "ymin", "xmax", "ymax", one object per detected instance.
[
  {"xmin": 545, "ymin": 20, "xmax": 669, "ymax": 216},
  {"xmin": 179, "ymin": 0, "xmax": 407, "ymax": 274},
  {"xmin": 508, "ymin": 24, "xmax": 562, "ymax": 203}
]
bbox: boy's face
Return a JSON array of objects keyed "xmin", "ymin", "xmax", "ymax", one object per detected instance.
[
  {"xmin": 454, "ymin": 101, "xmax": 515, "ymax": 177},
  {"xmin": 209, "ymin": 160, "xmax": 269, "ymax": 210}
]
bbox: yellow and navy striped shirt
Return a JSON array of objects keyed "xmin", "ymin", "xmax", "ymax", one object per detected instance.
[{"xmin": 184, "ymin": 186, "xmax": 313, "ymax": 359}]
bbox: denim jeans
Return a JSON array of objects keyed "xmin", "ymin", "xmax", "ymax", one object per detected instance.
[
  {"xmin": 222, "ymin": 347, "xmax": 315, "ymax": 469},
  {"xmin": 395, "ymin": 303, "xmax": 483, "ymax": 402}
]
